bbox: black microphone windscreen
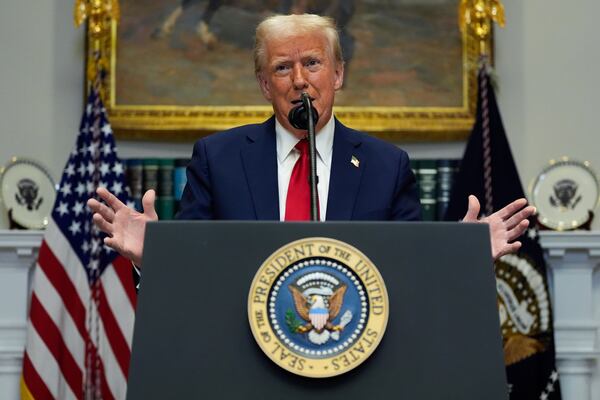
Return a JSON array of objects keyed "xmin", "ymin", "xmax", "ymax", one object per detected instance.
[{"xmin": 287, "ymin": 104, "xmax": 319, "ymax": 131}]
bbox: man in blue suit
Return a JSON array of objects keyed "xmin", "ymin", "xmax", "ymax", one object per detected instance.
[
  {"xmin": 88, "ymin": 14, "xmax": 534, "ymax": 267},
  {"xmin": 177, "ymin": 116, "xmax": 420, "ymax": 222}
]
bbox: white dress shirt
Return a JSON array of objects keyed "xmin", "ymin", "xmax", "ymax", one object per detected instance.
[{"xmin": 275, "ymin": 116, "xmax": 334, "ymax": 221}]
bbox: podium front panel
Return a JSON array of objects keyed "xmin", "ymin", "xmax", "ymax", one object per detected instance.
[{"xmin": 127, "ymin": 222, "xmax": 507, "ymax": 400}]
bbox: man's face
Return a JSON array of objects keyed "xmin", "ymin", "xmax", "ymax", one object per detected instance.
[{"xmin": 256, "ymin": 32, "xmax": 344, "ymax": 138}]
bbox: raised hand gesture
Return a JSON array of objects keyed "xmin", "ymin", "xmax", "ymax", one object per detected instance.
[
  {"xmin": 462, "ymin": 195, "xmax": 536, "ymax": 260},
  {"xmin": 87, "ymin": 187, "xmax": 158, "ymax": 266}
]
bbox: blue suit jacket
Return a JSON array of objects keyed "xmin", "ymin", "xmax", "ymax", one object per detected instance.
[{"xmin": 177, "ymin": 117, "xmax": 421, "ymax": 221}]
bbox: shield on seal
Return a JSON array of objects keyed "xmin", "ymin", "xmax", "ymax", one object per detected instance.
[{"xmin": 308, "ymin": 296, "xmax": 329, "ymax": 331}]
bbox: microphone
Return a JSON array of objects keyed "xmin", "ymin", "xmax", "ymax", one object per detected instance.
[
  {"xmin": 287, "ymin": 93, "xmax": 319, "ymax": 130},
  {"xmin": 287, "ymin": 92, "xmax": 319, "ymax": 221}
]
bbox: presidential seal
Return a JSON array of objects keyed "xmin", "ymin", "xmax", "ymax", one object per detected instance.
[
  {"xmin": 248, "ymin": 238, "xmax": 389, "ymax": 378},
  {"xmin": 496, "ymin": 253, "xmax": 552, "ymax": 366}
]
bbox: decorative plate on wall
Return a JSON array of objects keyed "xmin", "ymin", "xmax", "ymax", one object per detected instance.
[
  {"xmin": 0, "ymin": 158, "xmax": 56, "ymax": 229},
  {"xmin": 530, "ymin": 157, "xmax": 599, "ymax": 230}
]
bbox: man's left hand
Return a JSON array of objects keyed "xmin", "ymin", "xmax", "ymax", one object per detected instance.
[{"xmin": 462, "ymin": 195, "xmax": 536, "ymax": 260}]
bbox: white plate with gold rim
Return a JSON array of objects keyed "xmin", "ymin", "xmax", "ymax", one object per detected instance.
[
  {"xmin": 530, "ymin": 157, "xmax": 599, "ymax": 230},
  {"xmin": 0, "ymin": 157, "xmax": 56, "ymax": 229}
]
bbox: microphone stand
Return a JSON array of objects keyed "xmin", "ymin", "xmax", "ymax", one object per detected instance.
[{"xmin": 300, "ymin": 92, "xmax": 319, "ymax": 222}]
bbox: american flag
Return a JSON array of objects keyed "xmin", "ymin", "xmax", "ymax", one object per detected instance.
[{"xmin": 21, "ymin": 86, "xmax": 137, "ymax": 399}]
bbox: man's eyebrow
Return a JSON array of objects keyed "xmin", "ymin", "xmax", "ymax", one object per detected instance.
[
  {"xmin": 269, "ymin": 50, "xmax": 325, "ymax": 66},
  {"xmin": 300, "ymin": 50, "xmax": 324, "ymax": 59},
  {"xmin": 269, "ymin": 56, "xmax": 291, "ymax": 66}
]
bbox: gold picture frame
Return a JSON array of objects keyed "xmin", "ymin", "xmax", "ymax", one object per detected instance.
[{"xmin": 90, "ymin": 2, "xmax": 491, "ymax": 142}]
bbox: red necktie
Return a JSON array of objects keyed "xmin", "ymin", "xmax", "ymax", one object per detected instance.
[{"xmin": 285, "ymin": 140, "xmax": 319, "ymax": 221}]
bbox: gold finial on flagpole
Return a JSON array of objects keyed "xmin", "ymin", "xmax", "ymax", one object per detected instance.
[
  {"xmin": 459, "ymin": 0, "xmax": 505, "ymax": 57},
  {"xmin": 74, "ymin": 0, "xmax": 120, "ymax": 90}
]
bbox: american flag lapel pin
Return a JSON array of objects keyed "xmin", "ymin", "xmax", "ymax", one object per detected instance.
[{"xmin": 351, "ymin": 156, "xmax": 360, "ymax": 168}]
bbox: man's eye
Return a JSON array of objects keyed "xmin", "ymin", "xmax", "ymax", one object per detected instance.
[
  {"xmin": 306, "ymin": 59, "xmax": 320, "ymax": 67},
  {"xmin": 275, "ymin": 65, "xmax": 290, "ymax": 72}
]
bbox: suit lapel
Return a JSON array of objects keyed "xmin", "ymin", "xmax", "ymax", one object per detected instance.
[
  {"xmin": 241, "ymin": 117, "xmax": 280, "ymax": 220},
  {"xmin": 326, "ymin": 119, "xmax": 364, "ymax": 220}
]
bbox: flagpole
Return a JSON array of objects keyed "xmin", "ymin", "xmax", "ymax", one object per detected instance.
[
  {"xmin": 459, "ymin": 0, "xmax": 506, "ymax": 216},
  {"xmin": 74, "ymin": 3, "xmax": 121, "ymax": 399}
]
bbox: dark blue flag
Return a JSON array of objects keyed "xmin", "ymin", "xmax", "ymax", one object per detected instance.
[{"xmin": 445, "ymin": 65, "xmax": 561, "ymax": 400}]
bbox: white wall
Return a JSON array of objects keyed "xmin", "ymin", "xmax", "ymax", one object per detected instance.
[
  {"xmin": 0, "ymin": 0, "xmax": 84, "ymax": 185},
  {"xmin": 1, "ymin": 0, "xmax": 599, "ymax": 230},
  {"xmin": 496, "ymin": 0, "xmax": 600, "ymax": 213}
]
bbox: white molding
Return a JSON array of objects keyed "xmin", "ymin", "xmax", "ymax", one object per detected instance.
[
  {"xmin": 0, "ymin": 347, "xmax": 24, "ymax": 374},
  {"xmin": 0, "ymin": 230, "xmax": 43, "ymax": 250},
  {"xmin": 0, "ymin": 230, "xmax": 43, "ymax": 268},
  {"xmin": 0, "ymin": 231, "xmax": 42, "ymax": 398},
  {"xmin": 540, "ymin": 231, "xmax": 600, "ymax": 260},
  {"xmin": 539, "ymin": 231, "xmax": 600, "ymax": 400},
  {"xmin": 0, "ymin": 320, "xmax": 27, "ymax": 379},
  {"xmin": 0, "ymin": 321, "xmax": 26, "ymax": 349},
  {"xmin": 539, "ymin": 231, "xmax": 600, "ymax": 249}
]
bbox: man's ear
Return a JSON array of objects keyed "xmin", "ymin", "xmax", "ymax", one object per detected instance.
[
  {"xmin": 333, "ymin": 61, "xmax": 345, "ymax": 91},
  {"xmin": 256, "ymin": 72, "xmax": 272, "ymax": 101}
]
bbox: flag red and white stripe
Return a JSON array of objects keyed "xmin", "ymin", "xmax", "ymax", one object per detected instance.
[{"xmin": 21, "ymin": 87, "xmax": 137, "ymax": 399}]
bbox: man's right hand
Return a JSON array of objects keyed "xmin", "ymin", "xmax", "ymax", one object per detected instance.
[{"xmin": 87, "ymin": 188, "xmax": 158, "ymax": 267}]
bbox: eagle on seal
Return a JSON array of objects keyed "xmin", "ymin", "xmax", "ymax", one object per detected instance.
[{"xmin": 289, "ymin": 285, "xmax": 347, "ymax": 334}]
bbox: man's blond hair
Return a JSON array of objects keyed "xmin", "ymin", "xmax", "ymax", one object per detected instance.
[{"xmin": 254, "ymin": 14, "xmax": 343, "ymax": 74}]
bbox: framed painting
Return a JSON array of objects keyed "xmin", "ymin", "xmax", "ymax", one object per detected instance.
[{"xmin": 91, "ymin": 0, "xmax": 490, "ymax": 141}]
